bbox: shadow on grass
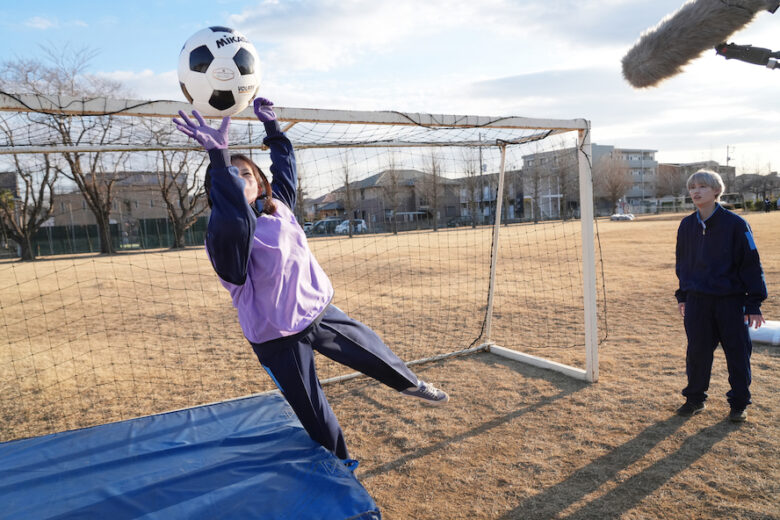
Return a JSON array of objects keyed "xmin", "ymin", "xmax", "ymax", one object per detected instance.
[
  {"xmin": 0, "ymin": 246, "xmax": 206, "ymax": 264},
  {"xmin": 357, "ymin": 355, "xmax": 587, "ymax": 480},
  {"xmin": 498, "ymin": 417, "xmax": 742, "ymax": 520},
  {"xmin": 752, "ymin": 343, "xmax": 779, "ymax": 357}
]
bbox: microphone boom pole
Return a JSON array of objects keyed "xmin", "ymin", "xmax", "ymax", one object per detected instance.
[{"xmin": 715, "ymin": 42, "xmax": 780, "ymax": 68}]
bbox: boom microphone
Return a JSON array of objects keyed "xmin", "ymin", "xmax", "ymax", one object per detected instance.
[
  {"xmin": 622, "ymin": 0, "xmax": 779, "ymax": 88},
  {"xmin": 716, "ymin": 42, "xmax": 780, "ymax": 67}
]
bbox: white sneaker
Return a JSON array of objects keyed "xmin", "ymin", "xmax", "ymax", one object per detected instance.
[{"xmin": 401, "ymin": 381, "xmax": 449, "ymax": 406}]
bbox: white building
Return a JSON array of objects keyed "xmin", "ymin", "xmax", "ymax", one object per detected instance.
[{"xmin": 592, "ymin": 145, "xmax": 657, "ymax": 206}]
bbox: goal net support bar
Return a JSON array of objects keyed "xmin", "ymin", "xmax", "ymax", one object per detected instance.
[
  {"xmin": 0, "ymin": 91, "xmax": 587, "ymax": 130},
  {"xmin": 483, "ymin": 128, "xmax": 597, "ymax": 383}
]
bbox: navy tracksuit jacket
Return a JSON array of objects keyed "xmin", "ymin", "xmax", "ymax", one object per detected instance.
[
  {"xmin": 205, "ymin": 122, "xmax": 418, "ymax": 460},
  {"xmin": 675, "ymin": 204, "xmax": 767, "ymax": 409}
]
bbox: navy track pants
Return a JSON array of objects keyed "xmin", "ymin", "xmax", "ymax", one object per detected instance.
[
  {"xmin": 682, "ymin": 293, "xmax": 752, "ymax": 410},
  {"xmin": 251, "ymin": 304, "xmax": 419, "ymax": 460}
]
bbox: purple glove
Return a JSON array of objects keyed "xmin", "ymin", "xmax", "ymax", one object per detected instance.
[
  {"xmin": 172, "ymin": 110, "xmax": 230, "ymax": 150},
  {"xmin": 253, "ymin": 97, "xmax": 277, "ymax": 123}
]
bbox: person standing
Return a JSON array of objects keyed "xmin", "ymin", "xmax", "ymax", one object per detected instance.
[{"xmin": 674, "ymin": 170, "xmax": 767, "ymax": 422}]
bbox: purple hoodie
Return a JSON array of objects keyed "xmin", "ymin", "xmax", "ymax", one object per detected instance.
[{"xmin": 205, "ymin": 122, "xmax": 333, "ymax": 344}]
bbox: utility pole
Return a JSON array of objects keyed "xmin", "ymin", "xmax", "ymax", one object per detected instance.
[
  {"xmin": 478, "ymin": 132, "xmax": 484, "ymax": 223},
  {"xmin": 640, "ymin": 151, "xmax": 644, "ymax": 203},
  {"xmin": 725, "ymin": 145, "xmax": 736, "ymax": 190}
]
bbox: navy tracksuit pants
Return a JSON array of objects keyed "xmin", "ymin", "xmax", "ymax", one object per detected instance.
[
  {"xmin": 682, "ymin": 293, "xmax": 752, "ymax": 410},
  {"xmin": 251, "ymin": 304, "xmax": 419, "ymax": 460}
]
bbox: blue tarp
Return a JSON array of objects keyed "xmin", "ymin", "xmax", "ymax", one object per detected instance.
[{"xmin": 0, "ymin": 392, "xmax": 381, "ymax": 520}]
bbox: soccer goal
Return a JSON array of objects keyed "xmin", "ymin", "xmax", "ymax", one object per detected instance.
[{"xmin": 0, "ymin": 91, "xmax": 602, "ymax": 442}]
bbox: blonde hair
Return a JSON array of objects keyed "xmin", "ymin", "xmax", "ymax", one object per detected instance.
[{"xmin": 687, "ymin": 169, "xmax": 725, "ymax": 201}]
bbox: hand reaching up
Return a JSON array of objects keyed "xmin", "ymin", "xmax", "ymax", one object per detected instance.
[
  {"xmin": 253, "ymin": 97, "xmax": 277, "ymax": 123},
  {"xmin": 173, "ymin": 110, "xmax": 230, "ymax": 150}
]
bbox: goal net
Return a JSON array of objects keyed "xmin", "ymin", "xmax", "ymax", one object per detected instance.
[{"xmin": 0, "ymin": 92, "xmax": 604, "ymax": 442}]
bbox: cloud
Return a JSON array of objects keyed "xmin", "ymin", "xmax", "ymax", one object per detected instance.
[
  {"xmin": 229, "ymin": 1, "xmax": 431, "ymax": 71},
  {"xmin": 219, "ymin": 0, "xmax": 671, "ymax": 105},
  {"xmin": 461, "ymin": 55, "xmax": 779, "ymax": 171},
  {"xmin": 467, "ymin": 67, "xmax": 636, "ymax": 119},
  {"xmin": 95, "ymin": 0, "xmax": 778, "ymax": 173},
  {"xmin": 25, "ymin": 16, "xmax": 57, "ymax": 30},
  {"xmin": 22, "ymin": 16, "xmax": 89, "ymax": 30},
  {"xmin": 95, "ymin": 69, "xmax": 180, "ymax": 101},
  {"xmin": 228, "ymin": 0, "xmax": 617, "ymax": 72}
]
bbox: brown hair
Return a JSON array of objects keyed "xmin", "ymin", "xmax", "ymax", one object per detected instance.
[
  {"xmin": 231, "ymin": 154, "xmax": 277, "ymax": 215},
  {"xmin": 204, "ymin": 154, "xmax": 277, "ymax": 215}
]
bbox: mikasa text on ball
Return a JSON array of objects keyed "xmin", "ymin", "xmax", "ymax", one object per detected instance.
[{"xmin": 178, "ymin": 26, "xmax": 261, "ymax": 117}]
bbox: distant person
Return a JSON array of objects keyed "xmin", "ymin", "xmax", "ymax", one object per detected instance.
[
  {"xmin": 172, "ymin": 98, "xmax": 448, "ymax": 461},
  {"xmin": 764, "ymin": 198, "xmax": 771, "ymax": 212},
  {"xmin": 674, "ymin": 170, "xmax": 767, "ymax": 422}
]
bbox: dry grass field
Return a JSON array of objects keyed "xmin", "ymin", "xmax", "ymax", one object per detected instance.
[
  {"xmin": 1, "ymin": 216, "xmax": 589, "ymax": 441},
  {"xmin": 1, "ymin": 211, "xmax": 778, "ymax": 519},
  {"xmin": 333, "ymin": 212, "xmax": 779, "ymax": 520}
]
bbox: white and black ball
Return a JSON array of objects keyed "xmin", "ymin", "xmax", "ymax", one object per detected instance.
[{"xmin": 177, "ymin": 26, "xmax": 261, "ymax": 117}]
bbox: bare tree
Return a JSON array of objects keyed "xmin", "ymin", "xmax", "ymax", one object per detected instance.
[
  {"xmin": 295, "ymin": 162, "xmax": 308, "ymax": 226},
  {"xmin": 552, "ymin": 147, "xmax": 579, "ymax": 220},
  {"xmin": 421, "ymin": 151, "xmax": 442, "ymax": 231},
  {"xmin": 60, "ymin": 149, "xmax": 132, "ymax": 254},
  {"xmin": 1, "ymin": 44, "xmax": 133, "ymax": 254},
  {"xmin": 461, "ymin": 148, "xmax": 480, "ymax": 228},
  {"xmin": 656, "ymin": 164, "xmax": 688, "ymax": 199},
  {"xmin": 593, "ymin": 154, "xmax": 632, "ymax": 214},
  {"xmin": 381, "ymin": 152, "xmax": 402, "ymax": 235},
  {"xmin": 500, "ymin": 168, "xmax": 520, "ymax": 225},
  {"xmin": 143, "ymin": 121, "xmax": 209, "ymax": 248},
  {"xmin": 737, "ymin": 171, "xmax": 780, "ymax": 203},
  {"xmin": 524, "ymin": 146, "xmax": 545, "ymax": 223},
  {"xmin": 155, "ymin": 150, "xmax": 209, "ymax": 249},
  {"xmin": 507, "ymin": 168, "xmax": 525, "ymax": 221},
  {"xmin": 340, "ymin": 151, "xmax": 355, "ymax": 237},
  {"xmin": 753, "ymin": 170, "xmax": 780, "ymax": 201},
  {"xmin": 0, "ymin": 154, "xmax": 57, "ymax": 260}
]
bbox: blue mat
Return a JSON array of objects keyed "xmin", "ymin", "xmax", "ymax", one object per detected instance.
[{"xmin": 0, "ymin": 392, "xmax": 381, "ymax": 519}]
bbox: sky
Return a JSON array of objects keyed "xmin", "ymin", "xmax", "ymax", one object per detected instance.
[{"xmin": 0, "ymin": 0, "xmax": 778, "ymax": 175}]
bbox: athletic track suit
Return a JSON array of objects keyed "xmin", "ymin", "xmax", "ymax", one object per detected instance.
[
  {"xmin": 675, "ymin": 203, "xmax": 767, "ymax": 410},
  {"xmin": 205, "ymin": 120, "xmax": 418, "ymax": 460}
]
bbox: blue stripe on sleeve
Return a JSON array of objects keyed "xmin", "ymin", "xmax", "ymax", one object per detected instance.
[{"xmin": 745, "ymin": 231, "xmax": 756, "ymax": 250}]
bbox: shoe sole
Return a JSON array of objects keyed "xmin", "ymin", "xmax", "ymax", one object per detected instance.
[
  {"xmin": 677, "ymin": 405, "xmax": 705, "ymax": 417},
  {"xmin": 420, "ymin": 396, "xmax": 449, "ymax": 407},
  {"xmin": 403, "ymin": 394, "xmax": 450, "ymax": 406}
]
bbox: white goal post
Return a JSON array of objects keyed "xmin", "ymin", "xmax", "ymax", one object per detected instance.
[
  {"xmin": 484, "ymin": 125, "xmax": 597, "ymax": 383},
  {"xmin": 0, "ymin": 91, "xmax": 598, "ymax": 440}
]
